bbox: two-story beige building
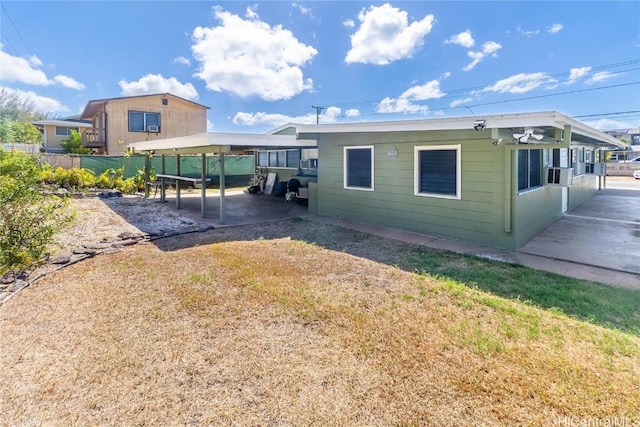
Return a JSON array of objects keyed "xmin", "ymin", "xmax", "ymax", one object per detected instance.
[{"xmin": 79, "ymin": 93, "xmax": 209, "ymax": 155}]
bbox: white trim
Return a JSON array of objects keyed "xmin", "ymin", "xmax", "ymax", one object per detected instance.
[
  {"xmin": 414, "ymin": 144, "xmax": 461, "ymax": 200},
  {"xmin": 344, "ymin": 145, "xmax": 375, "ymax": 191},
  {"xmin": 295, "ymin": 111, "xmax": 623, "ymax": 148}
]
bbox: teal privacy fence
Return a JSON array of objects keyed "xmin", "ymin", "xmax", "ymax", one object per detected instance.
[{"xmin": 79, "ymin": 155, "xmax": 255, "ymax": 185}]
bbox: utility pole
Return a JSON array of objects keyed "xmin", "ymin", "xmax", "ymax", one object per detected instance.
[{"xmin": 312, "ymin": 105, "xmax": 324, "ymax": 124}]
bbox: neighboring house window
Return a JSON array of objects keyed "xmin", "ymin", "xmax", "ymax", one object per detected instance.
[
  {"xmin": 414, "ymin": 145, "xmax": 461, "ymax": 199},
  {"xmin": 517, "ymin": 149, "xmax": 542, "ymax": 192},
  {"xmin": 128, "ymin": 111, "xmax": 160, "ymax": 132},
  {"xmin": 344, "ymin": 146, "xmax": 374, "ymax": 191},
  {"xmin": 55, "ymin": 126, "xmax": 78, "ymax": 136}
]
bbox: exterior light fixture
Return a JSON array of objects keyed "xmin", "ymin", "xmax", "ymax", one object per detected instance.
[{"xmin": 473, "ymin": 120, "xmax": 486, "ymax": 131}]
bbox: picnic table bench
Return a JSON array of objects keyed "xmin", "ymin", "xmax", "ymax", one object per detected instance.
[{"xmin": 154, "ymin": 174, "xmax": 212, "ymax": 208}]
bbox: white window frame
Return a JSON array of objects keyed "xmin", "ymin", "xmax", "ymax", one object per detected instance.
[
  {"xmin": 344, "ymin": 145, "xmax": 374, "ymax": 191},
  {"xmin": 55, "ymin": 126, "xmax": 78, "ymax": 136},
  {"xmin": 414, "ymin": 144, "xmax": 461, "ymax": 200}
]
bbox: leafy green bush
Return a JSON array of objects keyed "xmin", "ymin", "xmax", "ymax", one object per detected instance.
[
  {"xmin": 0, "ymin": 150, "xmax": 73, "ymax": 275},
  {"xmin": 95, "ymin": 167, "xmax": 137, "ymax": 193},
  {"xmin": 61, "ymin": 130, "xmax": 90, "ymax": 154}
]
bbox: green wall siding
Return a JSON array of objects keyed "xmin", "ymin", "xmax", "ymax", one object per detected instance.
[
  {"xmin": 568, "ymin": 174, "xmax": 598, "ymax": 211},
  {"xmin": 513, "ymin": 186, "xmax": 561, "ymax": 248},
  {"xmin": 316, "ymin": 130, "xmax": 516, "ymax": 249}
]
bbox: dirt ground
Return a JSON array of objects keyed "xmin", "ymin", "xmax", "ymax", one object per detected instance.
[{"xmin": 1, "ymin": 195, "xmax": 638, "ymax": 426}]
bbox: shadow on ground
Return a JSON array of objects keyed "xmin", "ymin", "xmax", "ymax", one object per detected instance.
[{"xmin": 151, "ymin": 217, "xmax": 640, "ymax": 335}]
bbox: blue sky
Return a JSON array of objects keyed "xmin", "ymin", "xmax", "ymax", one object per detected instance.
[{"xmin": 1, "ymin": 1, "xmax": 639, "ymax": 133}]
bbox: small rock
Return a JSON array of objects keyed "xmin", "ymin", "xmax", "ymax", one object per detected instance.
[
  {"xmin": 73, "ymin": 248, "xmax": 98, "ymax": 255},
  {"xmin": 83, "ymin": 242, "xmax": 112, "ymax": 250},
  {"xmin": 118, "ymin": 231, "xmax": 143, "ymax": 240},
  {"xmin": 50, "ymin": 254, "xmax": 72, "ymax": 264}
]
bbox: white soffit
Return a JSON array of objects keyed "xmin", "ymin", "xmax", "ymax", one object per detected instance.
[{"xmin": 128, "ymin": 132, "xmax": 316, "ymax": 155}]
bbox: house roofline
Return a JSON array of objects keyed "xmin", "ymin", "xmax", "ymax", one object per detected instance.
[
  {"xmin": 80, "ymin": 93, "xmax": 210, "ymax": 119},
  {"xmin": 294, "ymin": 111, "xmax": 624, "ymax": 148}
]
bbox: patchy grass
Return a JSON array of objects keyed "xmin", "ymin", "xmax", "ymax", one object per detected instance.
[
  {"xmin": 402, "ymin": 248, "xmax": 640, "ymax": 335},
  {"xmin": 1, "ymin": 230, "xmax": 639, "ymax": 426}
]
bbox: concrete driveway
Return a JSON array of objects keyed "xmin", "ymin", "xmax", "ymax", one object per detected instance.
[{"xmin": 518, "ymin": 177, "xmax": 640, "ymax": 276}]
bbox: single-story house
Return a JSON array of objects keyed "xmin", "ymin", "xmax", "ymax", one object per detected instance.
[
  {"xmin": 128, "ymin": 111, "xmax": 623, "ymax": 251},
  {"xmin": 32, "ymin": 116, "xmax": 93, "ymax": 153}
]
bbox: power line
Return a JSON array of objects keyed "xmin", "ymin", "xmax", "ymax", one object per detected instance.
[
  {"xmin": 0, "ymin": 3, "xmax": 36, "ymax": 58},
  {"xmin": 574, "ymin": 110, "xmax": 640, "ymax": 118}
]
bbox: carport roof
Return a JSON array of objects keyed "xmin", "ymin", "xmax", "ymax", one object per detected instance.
[{"xmin": 127, "ymin": 132, "xmax": 317, "ymax": 155}]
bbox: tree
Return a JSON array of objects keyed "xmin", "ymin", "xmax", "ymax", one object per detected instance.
[
  {"xmin": 61, "ymin": 130, "xmax": 90, "ymax": 154},
  {"xmin": 0, "ymin": 149, "xmax": 73, "ymax": 276},
  {"xmin": 11, "ymin": 121, "xmax": 42, "ymax": 144}
]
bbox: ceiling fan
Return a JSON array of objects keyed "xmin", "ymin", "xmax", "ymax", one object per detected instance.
[{"xmin": 513, "ymin": 127, "xmax": 544, "ymax": 143}]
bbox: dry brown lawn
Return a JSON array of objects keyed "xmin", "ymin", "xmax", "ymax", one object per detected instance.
[{"xmin": 1, "ymin": 206, "xmax": 639, "ymax": 425}]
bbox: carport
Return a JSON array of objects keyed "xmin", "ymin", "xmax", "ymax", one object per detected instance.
[{"xmin": 127, "ymin": 132, "xmax": 317, "ymax": 223}]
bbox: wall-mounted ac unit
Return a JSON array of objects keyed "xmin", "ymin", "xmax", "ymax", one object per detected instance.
[
  {"xmin": 147, "ymin": 125, "xmax": 159, "ymax": 133},
  {"xmin": 300, "ymin": 158, "xmax": 318, "ymax": 170},
  {"xmin": 545, "ymin": 167, "xmax": 573, "ymax": 187}
]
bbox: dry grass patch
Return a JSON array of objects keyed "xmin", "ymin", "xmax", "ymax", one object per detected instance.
[{"xmin": 1, "ymin": 235, "xmax": 639, "ymax": 426}]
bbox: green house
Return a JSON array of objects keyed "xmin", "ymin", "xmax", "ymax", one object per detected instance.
[
  {"xmin": 281, "ymin": 111, "xmax": 623, "ymax": 251},
  {"xmin": 128, "ymin": 111, "xmax": 623, "ymax": 251}
]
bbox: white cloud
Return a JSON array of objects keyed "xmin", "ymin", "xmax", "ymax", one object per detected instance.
[
  {"xmin": 119, "ymin": 73, "xmax": 199, "ymax": 100},
  {"xmin": 586, "ymin": 71, "xmax": 621, "ymax": 85},
  {"xmin": 342, "ymin": 19, "xmax": 355, "ymax": 28},
  {"xmin": 191, "ymin": 6, "xmax": 317, "ymax": 101},
  {"xmin": 377, "ymin": 97, "xmax": 429, "ymax": 114},
  {"xmin": 463, "ymin": 41, "xmax": 501, "ymax": 71},
  {"xmin": 444, "ymin": 30, "xmax": 475, "ymax": 48},
  {"xmin": 233, "ymin": 105, "xmax": 348, "ymax": 126},
  {"xmin": 0, "ymin": 86, "xmax": 69, "ymax": 114},
  {"xmin": 583, "ymin": 118, "xmax": 636, "ymax": 131},
  {"xmin": 345, "ymin": 4, "xmax": 435, "ymax": 65},
  {"xmin": 207, "ymin": 119, "xmax": 214, "ymax": 131},
  {"xmin": 449, "ymin": 97, "xmax": 474, "ymax": 108},
  {"xmin": 565, "ymin": 66, "xmax": 591, "ymax": 85},
  {"xmin": 548, "ymin": 23, "xmax": 563, "ymax": 34},
  {"xmin": 52, "ymin": 75, "xmax": 85, "ymax": 90},
  {"xmin": 173, "ymin": 56, "xmax": 191, "ymax": 66},
  {"xmin": 0, "ymin": 45, "xmax": 84, "ymax": 90},
  {"xmin": 345, "ymin": 109, "xmax": 360, "ymax": 117},
  {"xmin": 292, "ymin": 2, "xmax": 312, "ymax": 17},
  {"xmin": 516, "ymin": 26, "xmax": 539, "ymax": 37},
  {"xmin": 376, "ymin": 80, "xmax": 444, "ymax": 114},
  {"xmin": 481, "ymin": 72, "xmax": 558, "ymax": 94}
]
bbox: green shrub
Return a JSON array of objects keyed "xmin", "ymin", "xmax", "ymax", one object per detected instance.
[
  {"xmin": 0, "ymin": 150, "xmax": 73, "ymax": 275},
  {"xmin": 61, "ymin": 130, "xmax": 90, "ymax": 154}
]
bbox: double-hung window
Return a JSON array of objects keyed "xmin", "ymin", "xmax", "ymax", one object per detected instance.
[
  {"xmin": 414, "ymin": 145, "xmax": 461, "ymax": 199},
  {"xmin": 344, "ymin": 146, "xmax": 374, "ymax": 191},
  {"xmin": 517, "ymin": 149, "xmax": 542, "ymax": 192},
  {"xmin": 128, "ymin": 111, "xmax": 160, "ymax": 132}
]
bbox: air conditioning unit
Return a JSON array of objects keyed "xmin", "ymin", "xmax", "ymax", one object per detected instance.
[
  {"xmin": 146, "ymin": 125, "xmax": 159, "ymax": 133},
  {"xmin": 545, "ymin": 167, "xmax": 573, "ymax": 187},
  {"xmin": 300, "ymin": 158, "xmax": 318, "ymax": 170}
]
